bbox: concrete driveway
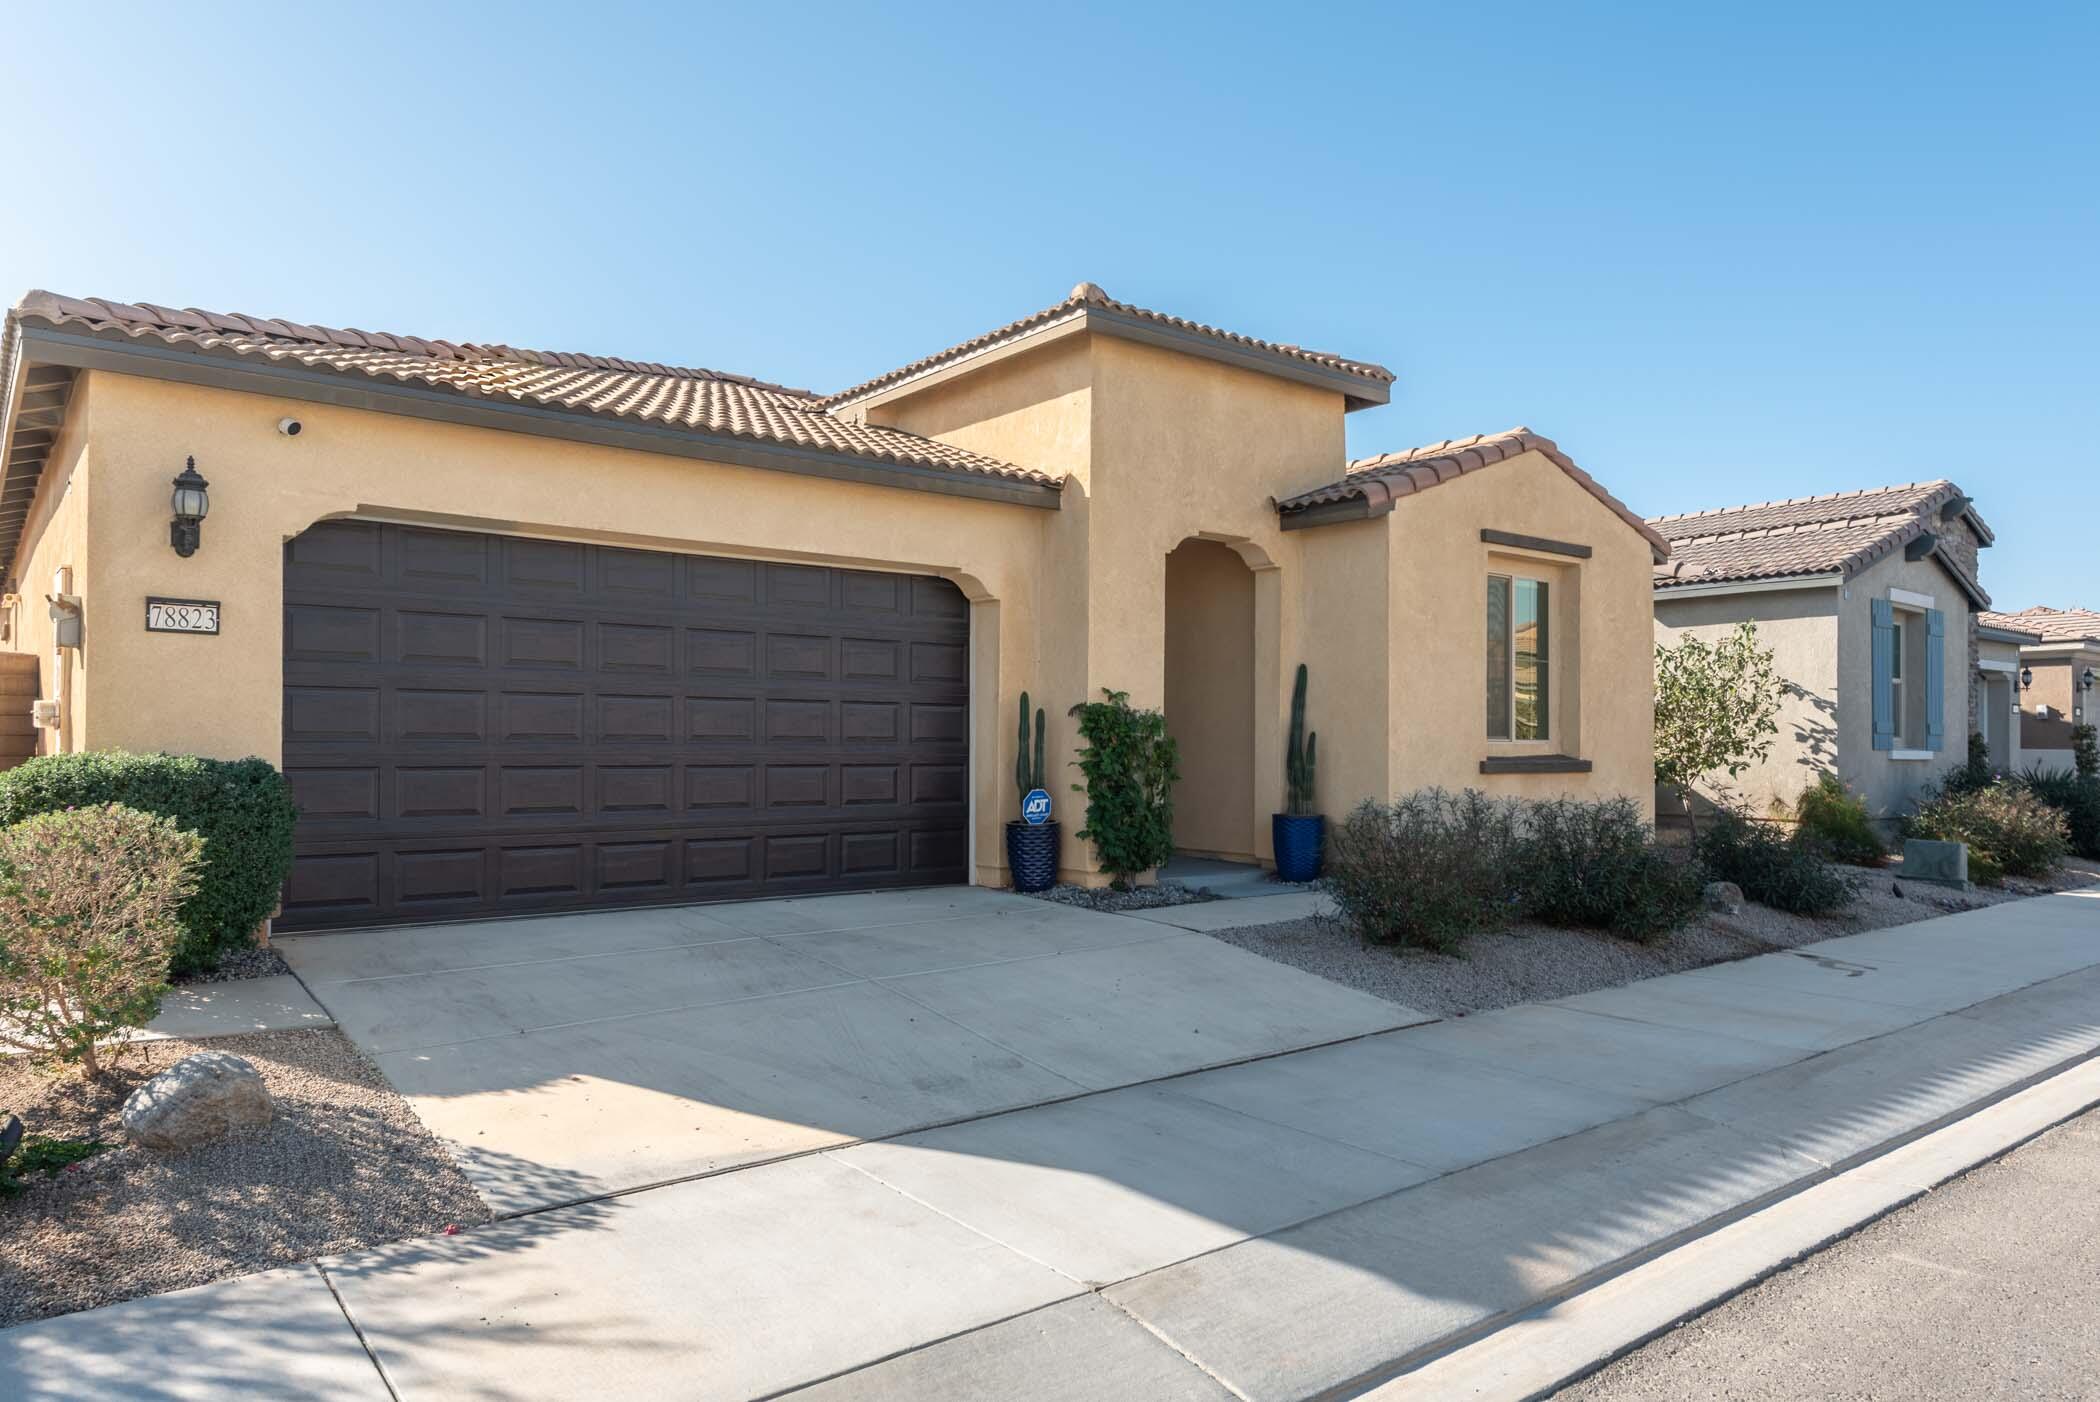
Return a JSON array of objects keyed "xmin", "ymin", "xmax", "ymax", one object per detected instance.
[{"xmin": 277, "ymin": 887, "xmax": 1424, "ymax": 1212}]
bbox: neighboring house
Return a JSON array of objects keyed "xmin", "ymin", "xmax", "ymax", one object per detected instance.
[
  {"xmin": 1982, "ymin": 606, "xmax": 2100, "ymax": 773},
  {"xmin": 0, "ymin": 285, "xmax": 1664, "ymax": 931},
  {"xmin": 1650, "ymin": 481, "xmax": 1994, "ymax": 826},
  {"xmin": 1974, "ymin": 615, "xmax": 2041, "ymax": 775}
]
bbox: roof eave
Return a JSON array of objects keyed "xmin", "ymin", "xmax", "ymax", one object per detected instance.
[
  {"xmin": 1653, "ymin": 571, "xmax": 1845, "ymax": 599},
  {"xmin": 14, "ymin": 322, "xmax": 1064, "ymax": 512},
  {"xmin": 828, "ymin": 305, "xmax": 1393, "ymax": 417}
]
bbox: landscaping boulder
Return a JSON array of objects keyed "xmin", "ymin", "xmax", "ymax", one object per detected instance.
[
  {"xmin": 1702, "ymin": 880, "xmax": 1746, "ymax": 915},
  {"xmin": 121, "ymin": 1051, "xmax": 273, "ymax": 1152}
]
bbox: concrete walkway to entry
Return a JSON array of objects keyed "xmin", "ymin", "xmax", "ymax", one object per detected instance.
[{"xmin": 8, "ymin": 888, "xmax": 2100, "ymax": 1400}]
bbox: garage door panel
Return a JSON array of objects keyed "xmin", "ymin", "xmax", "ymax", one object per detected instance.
[{"xmin": 283, "ymin": 522, "xmax": 970, "ymax": 930}]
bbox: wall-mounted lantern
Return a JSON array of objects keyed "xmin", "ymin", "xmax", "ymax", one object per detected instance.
[
  {"xmin": 2018, "ymin": 665, "xmax": 2034, "ymax": 691},
  {"xmin": 170, "ymin": 458, "xmax": 209, "ymax": 558},
  {"xmin": 2083, "ymin": 666, "xmax": 2097, "ymax": 693}
]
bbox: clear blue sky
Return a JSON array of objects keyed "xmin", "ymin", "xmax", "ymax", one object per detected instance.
[{"xmin": 4, "ymin": 3, "xmax": 2092, "ymax": 608}]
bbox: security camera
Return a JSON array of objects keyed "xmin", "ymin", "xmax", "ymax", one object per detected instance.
[{"xmin": 277, "ymin": 417, "xmax": 303, "ymax": 437}]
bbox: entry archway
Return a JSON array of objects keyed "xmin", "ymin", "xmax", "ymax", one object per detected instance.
[{"xmin": 1164, "ymin": 537, "xmax": 1257, "ymax": 862}]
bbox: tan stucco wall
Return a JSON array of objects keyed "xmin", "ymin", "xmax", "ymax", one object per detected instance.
[
  {"xmin": 881, "ymin": 332, "xmax": 1342, "ymax": 878},
  {"xmin": 8, "ymin": 376, "xmax": 93, "ymax": 752},
  {"xmin": 42, "ymin": 371, "xmax": 1051, "ymax": 885},
  {"xmin": 1384, "ymin": 450, "xmax": 1658, "ymax": 816},
  {"xmin": 1164, "ymin": 538, "xmax": 1256, "ymax": 861},
  {"xmin": 1294, "ymin": 518, "xmax": 1390, "ymax": 818},
  {"xmin": 1653, "ymin": 586, "xmax": 1841, "ymax": 819}
]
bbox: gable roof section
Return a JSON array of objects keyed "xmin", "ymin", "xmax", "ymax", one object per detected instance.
[
  {"xmin": 818, "ymin": 282, "xmax": 1394, "ymax": 413},
  {"xmin": 1651, "ymin": 479, "xmax": 1992, "ymax": 608},
  {"xmin": 0, "ymin": 290, "xmax": 1062, "ymax": 577},
  {"xmin": 1983, "ymin": 606, "xmax": 2100, "ymax": 647},
  {"xmin": 1275, "ymin": 428, "xmax": 1672, "ymax": 561}
]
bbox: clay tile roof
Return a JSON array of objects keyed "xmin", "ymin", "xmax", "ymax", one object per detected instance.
[
  {"xmin": 1649, "ymin": 479, "xmax": 1991, "ymax": 606},
  {"xmin": 1275, "ymin": 427, "xmax": 1672, "ymax": 562},
  {"xmin": 816, "ymin": 280, "xmax": 1394, "ymax": 410},
  {"xmin": 1981, "ymin": 606, "xmax": 2100, "ymax": 646},
  {"xmin": 8, "ymin": 290, "xmax": 1056, "ymax": 491}
]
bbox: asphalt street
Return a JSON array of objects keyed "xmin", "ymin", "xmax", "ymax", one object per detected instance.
[{"xmin": 1558, "ymin": 1101, "xmax": 2100, "ymax": 1400}]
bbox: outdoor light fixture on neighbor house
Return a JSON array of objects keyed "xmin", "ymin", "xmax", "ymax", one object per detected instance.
[{"xmin": 169, "ymin": 457, "xmax": 209, "ymax": 557}]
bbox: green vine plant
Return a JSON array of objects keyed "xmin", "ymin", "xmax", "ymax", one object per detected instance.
[
  {"xmin": 1069, "ymin": 689, "xmax": 1180, "ymax": 889},
  {"xmin": 1015, "ymin": 691, "xmax": 1047, "ymax": 811},
  {"xmin": 1285, "ymin": 663, "xmax": 1319, "ymax": 816}
]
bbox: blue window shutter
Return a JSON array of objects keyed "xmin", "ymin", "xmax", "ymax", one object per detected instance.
[
  {"xmin": 1871, "ymin": 598, "xmax": 1896, "ymax": 751},
  {"xmin": 1924, "ymin": 607, "xmax": 1946, "ymax": 751}
]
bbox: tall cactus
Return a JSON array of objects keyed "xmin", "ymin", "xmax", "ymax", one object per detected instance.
[
  {"xmin": 1285, "ymin": 663, "xmax": 1318, "ymax": 816},
  {"xmin": 1015, "ymin": 690, "xmax": 1047, "ymax": 800}
]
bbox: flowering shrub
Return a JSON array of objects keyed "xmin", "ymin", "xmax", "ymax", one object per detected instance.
[
  {"xmin": 0, "ymin": 804, "xmax": 204, "ymax": 1076},
  {"xmin": 1906, "ymin": 782, "xmax": 2068, "ymax": 884}
]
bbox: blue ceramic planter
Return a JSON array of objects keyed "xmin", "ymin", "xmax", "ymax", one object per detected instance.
[
  {"xmin": 1006, "ymin": 820, "xmax": 1061, "ymax": 893},
  {"xmin": 1272, "ymin": 813, "xmax": 1326, "ymax": 884}
]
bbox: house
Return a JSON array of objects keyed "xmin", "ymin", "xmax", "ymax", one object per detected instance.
[
  {"xmin": 1975, "ymin": 614, "xmax": 2041, "ymax": 775},
  {"xmin": 0, "ymin": 284, "xmax": 1664, "ymax": 931},
  {"xmin": 1982, "ymin": 606, "xmax": 2100, "ymax": 773},
  {"xmin": 1650, "ymin": 481, "xmax": 1994, "ymax": 826}
]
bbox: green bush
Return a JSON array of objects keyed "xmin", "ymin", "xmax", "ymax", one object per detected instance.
[
  {"xmin": 1698, "ymin": 811, "xmax": 1853, "ymax": 915},
  {"xmin": 2018, "ymin": 767, "xmax": 2100, "ymax": 861},
  {"xmin": 1519, "ymin": 796, "xmax": 1704, "ymax": 941},
  {"xmin": 1907, "ymin": 782, "xmax": 2069, "ymax": 882},
  {"xmin": 1322, "ymin": 790, "xmax": 1522, "ymax": 953},
  {"xmin": 0, "ymin": 752, "xmax": 296, "ymax": 974},
  {"xmin": 1068, "ymin": 690, "xmax": 1178, "ymax": 888},
  {"xmin": 1790, "ymin": 773, "xmax": 1886, "ymax": 867}
]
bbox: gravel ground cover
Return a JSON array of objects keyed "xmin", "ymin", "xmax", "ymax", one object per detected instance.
[
  {"xmin": 0, "ymin": 1027, "xmax": 489, "ymax": 1327},
  {"xmin": 1209, "ymin": 859, "xmax": 2100, "ymax": 1019},
  {"xmin": 172, "ymin": 944, "xmax": 291, "ymax": 985},
  {"xmin": 1027, "ymin": 880, "xmax": 1220, "ymax": 912}
]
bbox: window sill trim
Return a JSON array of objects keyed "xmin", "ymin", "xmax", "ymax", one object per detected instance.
[
  {"xmin": 1479, "ymin": 754, "xmax": 1593, "ymax": 774},
  {"xmin": 1888, "ymin": 749, "xmax": 1936, "ymax": 762}
]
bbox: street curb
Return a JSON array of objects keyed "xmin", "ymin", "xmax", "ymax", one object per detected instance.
[{"xmin": 1358, "ymin": 1056, "xmax": 2100, "ymax": 1401}]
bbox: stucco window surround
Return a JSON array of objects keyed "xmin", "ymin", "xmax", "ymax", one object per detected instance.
[{"xmin": 1481, "ymin": 545, "xmax": 1581, "ymax": 767}]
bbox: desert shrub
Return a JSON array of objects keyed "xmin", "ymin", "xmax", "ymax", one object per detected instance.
[
  {"xmin": 1518, "ymin": 796, "xmax": 1703, "ymax": 941},
  {"xmin": 2017, "ymin": 767, "xmax": 2100, "ymax": 861},
  {"xmin": 1698, "ymin": 811, "xmax": 1853, "ymax": 915},
  {"xmin": 0, "ymin": 1122, "xmax": 107, "ymax": 1197},
  {"xmin": 1322, "ymin": 790, "xmax": 1522, "ymax": 953},
  {"xmin": 0, "ymin": 804, "xmax": 204, "ymax": 1076},
  {"xmin": 1790, "ymin": 773, "xmax": 1886, "ymax": 867},
  {"xmin": 0, "ymin": 752, "xmax": 295, "ymax": 973},
  {"xmin": 1907, "ymin": 782, "xmax": 2069, "ymax": 882},
  {"xmin": 1068, "ymin": 690, "xmax": 1179, "ymax": 888}
]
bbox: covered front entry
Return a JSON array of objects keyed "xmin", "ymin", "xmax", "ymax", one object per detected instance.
[{"xmin": 280, "ymin": 521, "xmax": 971, "ymax": 931}]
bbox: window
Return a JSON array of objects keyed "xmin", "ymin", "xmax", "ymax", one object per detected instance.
[
  {"xmin": 1887, "ymin": 617, "xmax": 1905, "ymax": 744},
  {"xmin": 1487, "ymin": 574, "xmax": 1549, "ymax": 741}
]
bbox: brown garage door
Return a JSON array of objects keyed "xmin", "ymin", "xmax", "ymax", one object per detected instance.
[{"xmin": 280, "ymin": 521, "xmax": 970, "ymax": 931}]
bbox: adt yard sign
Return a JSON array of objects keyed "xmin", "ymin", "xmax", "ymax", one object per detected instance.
[
  {"xmin": 145, "ymin": 597, "xmax": 221, "ymax": 635},
  {"xmin": 1022, "ymin": 788, "xmax": 1053, "ymax": 825}
]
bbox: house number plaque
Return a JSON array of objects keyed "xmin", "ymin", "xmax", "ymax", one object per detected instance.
[{"xmin": 145, "ymin": 597, "xmax": 222, "ymax": 635}]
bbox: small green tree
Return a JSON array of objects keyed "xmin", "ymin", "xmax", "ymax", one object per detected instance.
[
  {"xmin": 1069, "ymin": 689, "xmax": 1179, "ymax": 888},
  {"xmin": 1653, "ymin": 620, "xmax": 1782, "ymax": 838},
  {"xmin": 2073, "ymin": 723, "xmax": 2099, "ymax": 780}
]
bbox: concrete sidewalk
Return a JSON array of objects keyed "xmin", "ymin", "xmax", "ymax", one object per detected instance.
[{"xmin": 6, "ymin": 889, "xmax": 2098, "ymax": 1401}]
